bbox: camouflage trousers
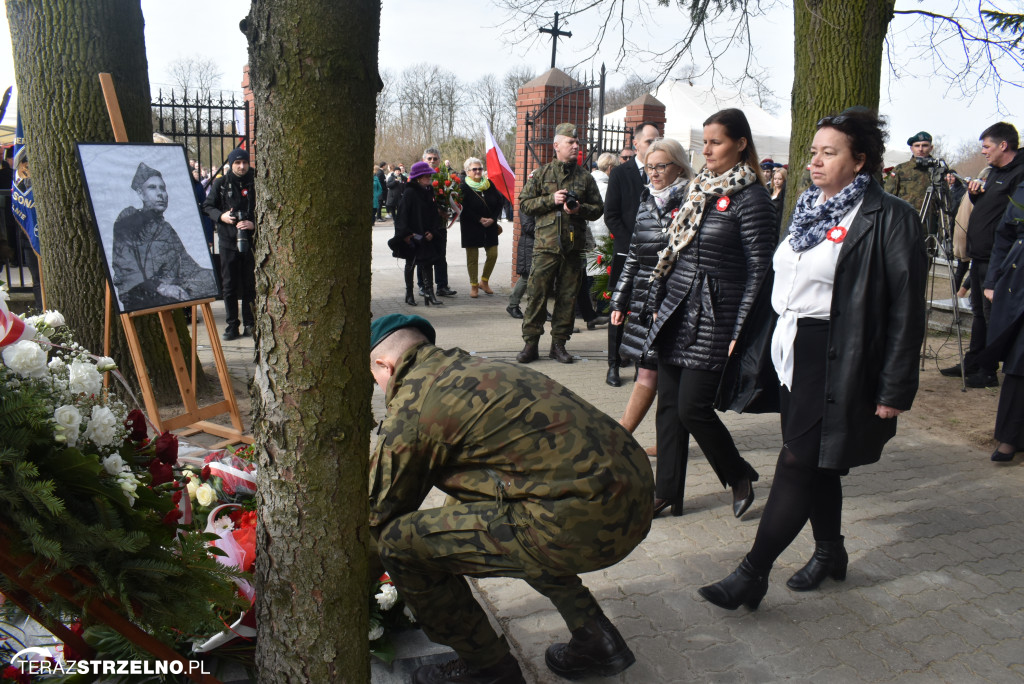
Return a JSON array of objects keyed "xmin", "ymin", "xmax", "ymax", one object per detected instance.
[
  {"xmin": 377, "ymin": 500, "xmax": 602, "ymax": 669},
  {"xmin": 522, "ymin": 250, "xmax": 582, "ymax": 344}
]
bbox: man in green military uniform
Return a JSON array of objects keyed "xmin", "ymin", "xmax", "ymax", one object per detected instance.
[
  {"xmin": 368, "ymin": 313, "xmax": 654, "ymax": 684},
  {"xmin": 516, "ymin": 123, "xmax": 605, "ymax": 364},
  {"xmin": 884, "ymin": 130, "xmax": 940, "ymax": 237}
]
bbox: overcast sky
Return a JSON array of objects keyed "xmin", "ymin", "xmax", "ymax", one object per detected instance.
[{"xmin": 2, "ymin": 0, "xmax": 1022, "ymax": 157}]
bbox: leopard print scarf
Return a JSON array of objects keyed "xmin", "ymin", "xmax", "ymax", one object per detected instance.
[{"xmin": 650, "ymin": 163, "xmax": 759, "ymax": 281}]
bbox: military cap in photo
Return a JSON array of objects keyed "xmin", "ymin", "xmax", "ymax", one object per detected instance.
[
  {"xmin": 554, "ymin": 123, "xmax": 577, "ymax": 138},
  {"xmin": 370, "ymin": 313, "xmax": 436, "ymax": 351},
  {"xmin": 906, "ymin": 131, "xmax": 932, "ymax": 145},
  {"xmin": 131, "ymin": 162, "xmax": 162, "ymax": 191}
]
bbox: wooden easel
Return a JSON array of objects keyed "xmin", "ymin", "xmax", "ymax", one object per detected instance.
[{"xmin": 98, "ymin": 73, "xmax": 251, "ymax": 448}]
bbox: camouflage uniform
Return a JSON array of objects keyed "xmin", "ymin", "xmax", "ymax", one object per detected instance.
[
  {"xmin": 369, "ymin": 343, "xmax": 653, "ymax": 668},
  {"xmin": 518, "ymin": 161, "xmax": 604, "ymax": 344},
  {"xmin": 884, "ymin": 157, "xmax": 939, "ymax": 237}
]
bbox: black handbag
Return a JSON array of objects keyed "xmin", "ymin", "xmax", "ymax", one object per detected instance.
[{"xmin": 387, "ymin": 234, "xmax": 416, "ymax": 260}]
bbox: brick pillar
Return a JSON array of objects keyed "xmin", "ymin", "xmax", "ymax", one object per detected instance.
[
  {"xmin": 623, "ymin": 93, "xmax": 666, "ymax": 145},
  {"xmin": 510, "ymin": 68, "xmax": 590, "ymax": 284},
  {"xmin": 241, "ymin": 65, "xmax": 256, "ymax": 164}
]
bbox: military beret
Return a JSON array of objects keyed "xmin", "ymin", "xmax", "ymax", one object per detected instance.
[
  {"xmin": 554, "ymin": 123, "xmax": 577, "ymax": 139},
  {"xmin": 906, "ymin": 131, "xmax": 932, "ymax": 146},
  {"xmin": 370, "ymin": 313, "xmax": 436, "ymax": 351},
  {"xmin": 130, "ymin": 162, "xmax": 162, "ymax": 191}
]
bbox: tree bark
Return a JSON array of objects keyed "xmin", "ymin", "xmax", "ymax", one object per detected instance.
[
  {"xmin": 6, "ymin": 0, "xmax": 209, "ymax": 401},
  {"xmin": 784, "ymin": 0, "xmax": 896, "ymax": 226},
  {"xmin": 246, "ymin": 2, "xmax": 378, "ymax": 681}
]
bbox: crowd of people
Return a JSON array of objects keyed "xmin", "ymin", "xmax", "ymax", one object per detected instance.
[{"xmin": 369, "ymin": 107, "xmax": 1024, "ymax": 683}]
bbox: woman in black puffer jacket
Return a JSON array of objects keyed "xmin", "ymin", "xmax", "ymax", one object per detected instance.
[
  {"xmin": 645, "ymin": 108, "xmax": 777, "ymax": 518},
  {"xmin": 611, "ymin": 138, "xmax": 694, "ymax": 439}
]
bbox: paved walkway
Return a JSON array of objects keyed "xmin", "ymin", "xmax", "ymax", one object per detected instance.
[{"xmin": 214, "ymin": 219, "xmax": 1024, "ymax": 683}]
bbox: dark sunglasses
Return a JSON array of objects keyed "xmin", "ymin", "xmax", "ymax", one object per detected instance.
[
  {"xmin": 469, "ymin": 167, "xmax": 483, "ymax": 172},
  {"xmin": 817, "ymin": 114, "xmax": 848, "ymax": 128}
]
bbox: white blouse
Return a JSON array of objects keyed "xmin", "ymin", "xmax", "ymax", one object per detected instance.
[{"xmin": 771, "ymin": 197, "xmax": 864, "ymax": 389}]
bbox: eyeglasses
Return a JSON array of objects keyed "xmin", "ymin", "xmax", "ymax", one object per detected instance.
[
  {"xmin": 426, "ymin": 156, "xmax": 440, "ymax": 162},
  {"xmin": 644, "ymin": 162, "xmax": 677, "ymax": 174},
  {"xmin": 469, "ymin": 168, "xmax": 483, "ymax": 172}
]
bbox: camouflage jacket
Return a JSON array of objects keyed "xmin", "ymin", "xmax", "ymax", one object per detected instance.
[
  {"xmin": 884, "ymin": 157, "xmax": 935, "ymax": 219},
  {"xmin": 369, "ymin": 343, "xmax": 653, "ymax": 566},
  {"xmin": 519, "ymin": 160, "xmax": 604, "ymax": 254}
]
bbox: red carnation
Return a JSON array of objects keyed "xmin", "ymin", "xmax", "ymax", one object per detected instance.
[
  {"xmin": 201, "ymin": 465, "xmax": 211, "ymax": 481},
  {"xmin": 154, "ymin": 431, "xmax": 178, "ymax": 465},
  {"xmin": 149, "ymin": 458, "xmax": 174, "ymax": 486},
  {"xmin": 125, "ymin": 409, "xmax": 148, "ymax": 442},
  {"xmin": 596, "ymin": 254, "xmax": 603, "ymax": 265},
  {"xmin": 172, "ymin": 489, "xmax": 182, "ymax": 505},
  {"xmin": 602, "ymin": 292, "xmax": 611, "ymax": 300},
  {"xmin": 161, "ymin": 509, "xmax": 183, "ymax": 526},
  {"xmin": 444, "ymin": 180, "xmax": 451, "ymax": 187},
  {"xmin": 432, "ymin": 180, "xmax": 439, "ymax": 187},
  {"xmin": 606, "ymin": 265, "xmax": 612, "ymax": 274}
]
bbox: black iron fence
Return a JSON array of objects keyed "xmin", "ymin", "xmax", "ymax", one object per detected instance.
[{"xmin": 151, "ymin": 89, "xmax": 250, "ymax": 178}]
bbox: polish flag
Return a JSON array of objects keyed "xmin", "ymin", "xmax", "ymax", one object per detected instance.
[{"xmin": 484, "ymin": 125, "xmax": 516, "ymax": 203}]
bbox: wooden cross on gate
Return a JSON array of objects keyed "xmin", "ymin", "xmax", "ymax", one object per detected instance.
[{"xmin": 539, "ymin": 12, "xmax": 572, "ymax": 69}]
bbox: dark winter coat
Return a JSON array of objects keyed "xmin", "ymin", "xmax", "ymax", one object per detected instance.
[
  {"xmin": 982, "ymin": 180, "xmax": 1024, "ymax": 375},
  {"xmin": 610, "ymin": 190, "xmax": 675, "ymax": 364},
  {"xmin": 718, "ymin": 179, "xmax": 928, "ymax": 470},
  {"xmin": 516, "ymin": 212, "xmax": 536, "ymax": 276},
  {"xmin": 386, "ymin": 172, "xmax": 407, "ymax": 207},
  {"xmin": 647, "ymin": 181, "xmax": 776, "ymax": 371},
  {"xmin": 203, "ymin": 170, "xmax": 255, "ymax": 253},
  {"xmin": 395, "ymin": 183, "xmax": 444, "ymax": 264},
  {"xmin": 604, "ymin": 160, "xmax": 645, "ymax": 257},
  {"xmin": 966, "ymin": 150, "xmax": 1024, "ymax": 260},
  {"xmin": 458, "ymin": 181, "xmax": 503, "ymax": 249}
]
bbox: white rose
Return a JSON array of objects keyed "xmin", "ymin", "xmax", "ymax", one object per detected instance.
[
  {"xmin": 68, "ymin": 360, "xmax": 103, "ymax": 396},
  {"xmin": 368, "ymin": 624, "xmax": 384, "ymax": 641},
  {"xmin": 53, "ymin": 404, "xmax": 82, "ymax": 447},
  {"xmin": 2, "ymin": 340, "xmax": 49, "ymax": 379},
  {"xmin": 24, "ymin": 314, "xmax": 44, "ymax": 328},
  {"xmin": 95, "ymin": 356, "xmax": 117, "ymax": 373},
  {"xmin": 84, "ymin": 405, "xmax": 118, "ymax": 447},
  {"xmin": 102, "ymin": 454, "xmax": 125, "ymax": 476},
  {"xmin": 42, "ymin": 311, "xmax": 65, "ymax": 328},
  {"xmin": 186, "ymin": 476, "xmax": 200, "ymax": 501},
  {"xmin": 375, "ymin": 583, "xmax": 398, "ymax": 611},
  {"xmin": 195, "ymin": 483, "xmax": 217, "ymax": 507}
]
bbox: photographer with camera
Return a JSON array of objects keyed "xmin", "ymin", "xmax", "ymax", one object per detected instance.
[
  {"xmin": 516, "ymin": 123, "xmax": 604, "ymax": 364},
  {"xmin": 885, "ymin": 131, "xmax": 940, "ymax": 238},
  {"xmin": 204, "ymin": 147, "xmax": 256, "ymax": 341}
]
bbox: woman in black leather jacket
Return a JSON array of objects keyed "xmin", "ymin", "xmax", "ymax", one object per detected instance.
[
  {"xmin": 699, "ymin": 108, "xmax": 926, "ymax": 611},
  {"xmin": 645, "ymin": 108, "xmax": 777, "ymax": 518},
  {"xmin": 610, "ymin": 138, "xmax": 693, "ymax": 439}
]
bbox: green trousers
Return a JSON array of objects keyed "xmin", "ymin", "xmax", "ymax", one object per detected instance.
[
  {"xmin": 466, "ymin": 246, "xmax": 498, "ymax": 285},
  {"xmin": 522, "ymin": 250, "xmax": 582, "ymax": 344}
]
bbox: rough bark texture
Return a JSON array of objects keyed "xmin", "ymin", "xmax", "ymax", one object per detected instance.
[
  {"xmin": 246, "ymin": 3, "xmax": 378, "ymax": 682},
  {"xmin": 6, "ymin": 0, "xmax": 208, "ymax": 400},
  {"xmin": 783, "ymin": 0, "xmax": 896, "ymax": 227}
]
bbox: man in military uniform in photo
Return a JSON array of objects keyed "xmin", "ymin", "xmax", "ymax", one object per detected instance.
[
  {"xmin": 884, "ymin": 130, "xmax": 940, "ymax": 237},
  {"xmin": 368, "ymin": 314, "xmax": 654, "ymax": 684},
  {"xmin": 516, "ymin": 123, "xmax": 605, "ymax": 364}
]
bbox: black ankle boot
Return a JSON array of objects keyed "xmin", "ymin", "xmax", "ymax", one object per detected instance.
[
  {"xmin": 698, "ymin": 557, "xmax": 769, "ymax": 610},
  {"xmin": 405, "ymin": 289, "xmax": 418, "ymax": 306},
  {"xmin": 424, "ymin": 286, "xmax": 443, "ymax": 306},
  {"xmin": 786, "ymin": 537, "xmax": 848, "ymax": 591},
  {"xmin": 544, "ymin": 613, "xmax": 636, "ymax": 679},
  {"xmin": 605, "ymin": 362, "xmax": 621, "ymax": 387}
]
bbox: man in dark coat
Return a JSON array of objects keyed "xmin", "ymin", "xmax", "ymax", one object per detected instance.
[
  {"xmin": 941, "ymin": 122, "xmax": 1024, "ymax": 387},
  {"xmin": 204, "ymin": 148, "xmax": 256, "ymax": 341},
  {"xmin": 603, "ymin": 122, "xmax": 661, "ymax": 385}
]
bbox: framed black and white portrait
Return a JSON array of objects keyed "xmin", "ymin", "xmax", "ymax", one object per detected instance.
[{"xmin": 76, "ymin": 143, "xmax": 220, "ymax": 314}]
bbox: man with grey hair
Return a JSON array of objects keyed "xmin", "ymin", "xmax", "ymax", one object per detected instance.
[{"xmin": 516, "ymin": 123, "xmax": 604, "ymax": 364}]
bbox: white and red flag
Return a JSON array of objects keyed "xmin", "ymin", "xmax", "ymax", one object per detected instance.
[{"xmin": 484, "ymin": 125, "xmax": 516, "ymax": 203}]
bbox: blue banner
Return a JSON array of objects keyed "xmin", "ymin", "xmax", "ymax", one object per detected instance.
[{"xmin": 10, "ymin": 111, "xmax": 39, "ymax": 254}]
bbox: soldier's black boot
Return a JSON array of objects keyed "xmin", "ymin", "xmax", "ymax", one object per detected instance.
[
  {"xmin": 516, "ymin": 341, "xmax": 539, "ymax": 363},
  {"xmin": 786, "ymin": 537, "xmax": 848, "ymax": 591},
  {"xmin": 549, "ymin": 341, "xmax": 573, "ymax": 364},
  {"xmin": 412, "ymin": 652, "xmax": 524, "ymax": 684},
  {"xmin": 544, "ymin": 613, "xmax": 636, "ymax": 679},
  {"xmin": 698, "ymin": 557, "xmax": 769, "ymax": 610}
]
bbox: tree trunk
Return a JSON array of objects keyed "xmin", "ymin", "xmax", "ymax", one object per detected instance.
[
  {"xmin": 784, "ymin": 0, "xmax": 896, "ymax": 228},
  {"xmin": 246, "ymin": 2, "xmax": 378, "ymax": 681},
  {"xmin": 6, "ymin": 0, "xmax": 209, "ymax": 402}
]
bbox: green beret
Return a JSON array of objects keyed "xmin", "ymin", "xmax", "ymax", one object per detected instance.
[
  {"xmin": 370, "ymin": 313, "xmax": 436, "ymax": 351},
  {"xmin": 131, "ymin": 162, "xmax": 162, "ymax": 191},
  {"xmin": 906, "ymin": 131, "xmax": 932, "ymax": 146},
  {"xmin": 554, "ymin": 123, "xmax": 577, "ymax": 139}
]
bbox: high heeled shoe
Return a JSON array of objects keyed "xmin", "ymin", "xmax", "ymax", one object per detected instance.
[
  {"xmin": 732, "ymin": 478, "xmax": 754, "ymax": 518},
  {"xmin": 653, "ymin": 498, "xmax": 683, "ymax": 517},
  {"xmin": 405, "ymin": 290, "xmax": 418, "ymax": 306},
  {"xmin": 698, "ymin": 558, "xmax": 769, "ymax": 610},
  {"xmin": 423, "ymin": 286, "xmax": 443, "ymax": 306}
]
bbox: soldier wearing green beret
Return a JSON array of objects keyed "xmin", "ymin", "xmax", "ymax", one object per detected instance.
[
  {"xmin": 368, "ymin": 313, "xmax": 654, "ymax": 684},
  {"xmin": 516, "ymin": 123, "xmax": 605, "ymax": 364},
  {"xmin": 884, "ymin": 130, "xmax": 939, "ymax": 237}
]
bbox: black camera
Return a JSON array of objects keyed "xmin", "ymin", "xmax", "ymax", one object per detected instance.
[
  {"xmin": 564, "ymin": 191, "xmax": 580, "ymax": 211},
  {"xmin": 233, "ymin": 210, "xmax": 253, "ymax": 253}
]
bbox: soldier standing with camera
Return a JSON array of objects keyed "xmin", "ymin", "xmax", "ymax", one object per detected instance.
[
  {"xmin": 204, "ymin": 148, "xmax": 256, "ymax": 341},
  {"xmin": 516, "ymin": 123, "xmax": 604, "ymax": 364},
  {"xmin": 885, "ymin": 131, "xmax": 939, "ymax": 237}
]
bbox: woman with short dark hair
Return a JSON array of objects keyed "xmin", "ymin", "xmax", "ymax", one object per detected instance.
[{"xmin": 699, "ymin": 108, "xmax": 927, "ymax": 610}]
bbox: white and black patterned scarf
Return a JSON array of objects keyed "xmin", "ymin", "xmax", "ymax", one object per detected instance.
[
  {"xmin": 651, "ymin": 163, "xmax": 759, "ymax": 280},
  {"xmin": 788, "ymin": 173, "xmax": 870, "ymax": 252}
]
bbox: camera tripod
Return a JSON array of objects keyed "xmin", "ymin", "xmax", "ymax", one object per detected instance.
[{"xmin": 919, "ymin": 173, "xmax": 967, "ymax": 391}]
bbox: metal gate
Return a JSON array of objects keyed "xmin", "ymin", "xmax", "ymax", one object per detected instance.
[
  {"xmin": 521, "ymin": 64, "xmax": 631, "ymax": 181},
  {"xmin": 151, "ymin": 89, "xmax": 250, "ymax": 179}
]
